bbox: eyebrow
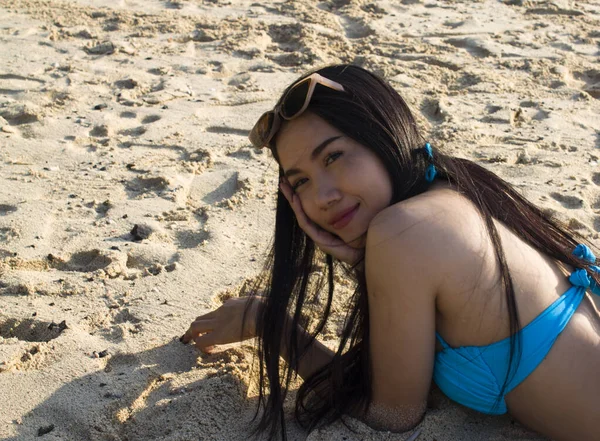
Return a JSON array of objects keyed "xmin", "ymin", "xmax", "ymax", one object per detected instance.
[{"xmin": 283, "ymin": 135, "xmax": 342, "ymax": 178}]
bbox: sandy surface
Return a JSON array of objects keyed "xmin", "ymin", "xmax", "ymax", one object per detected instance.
[{"xmin": 0, "ymin": 0, "xmax": 599, "ymax": 439}]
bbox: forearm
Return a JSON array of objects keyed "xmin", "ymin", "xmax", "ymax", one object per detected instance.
[
  {"xmin": 278, "ymin": 319, "xmax": 422, "ymax": 436},
  {"xmin": 279, "ymin": 314, "xmax": 335, "ymax": 381}
]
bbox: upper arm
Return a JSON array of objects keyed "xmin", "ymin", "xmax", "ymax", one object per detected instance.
[{"xmin": 363, "ymin": 202, "xmax": 450, "ymax": 431}]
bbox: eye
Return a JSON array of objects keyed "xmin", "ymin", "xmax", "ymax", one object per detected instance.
[
  {"xmin": 291, "ymin": 178, "xmax": 307, "ymax": 191},
  {"xmin": 292, "ymin": 151, "xmax": 344, "ymax": 191},
  {"xmin": 325, "ymin": 151, "xmax": 343, "ymax": 166}
]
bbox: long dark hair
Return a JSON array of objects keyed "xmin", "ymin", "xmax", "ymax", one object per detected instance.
[{"xmin": 243, "ymin": 64, "xmax": 599, "ymax": 440}]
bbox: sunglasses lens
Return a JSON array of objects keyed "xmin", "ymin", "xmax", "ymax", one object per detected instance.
[
  {"xmin": 282, "ymin": 78, "xmax": 310, "ymax": 118},
  {"xmin": 249, "ymin": 111, "xmax": 275, "ymax": 147}
]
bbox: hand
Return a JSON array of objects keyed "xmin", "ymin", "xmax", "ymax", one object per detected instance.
[
  {"xmin": 181, "ymin": 296, "xmax": 264, "ymax": 353},
  {"xmin": 279, "ymin": 178, "xmax": 363, "ymax": 266}
]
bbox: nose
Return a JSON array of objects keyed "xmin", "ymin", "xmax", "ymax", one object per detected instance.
[{"xmin": 314, "ymin": 174, "xmax": 342, "ymax": 210}]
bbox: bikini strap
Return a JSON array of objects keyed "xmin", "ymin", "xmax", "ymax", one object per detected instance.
[
  {"xmin": 569, "ymin": 244, "xmax": 600, "ymax": 296},
  {"xmin": 435, "ymin": 332, "xmax": 451, "ymax": 349}
]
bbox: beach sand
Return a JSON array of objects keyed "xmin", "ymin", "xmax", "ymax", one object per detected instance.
[{"xmin": 0, "ymin": 0, "xmax": 598, "ymax": 439}]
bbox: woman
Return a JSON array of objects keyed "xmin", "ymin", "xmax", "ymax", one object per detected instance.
[{"xmin": 181, "ymin": 65, "xmax": 600, "ymax": 441}]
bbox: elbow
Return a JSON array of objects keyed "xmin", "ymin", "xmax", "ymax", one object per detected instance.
[{"xmin": 362, "ymin": 402, "xmax": 425, "ymax": 434}]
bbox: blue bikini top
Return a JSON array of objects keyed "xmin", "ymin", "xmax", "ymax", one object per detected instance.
[{"xmin": 433, "ymin": 244, "xmax": 600, "ymax": 415}]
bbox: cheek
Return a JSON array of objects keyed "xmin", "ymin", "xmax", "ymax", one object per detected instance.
[
  {"xmin": 297, "ymin": 194, "xmax": 319, "ymax": 222},
  {"xmin": 358, "ymin": 163, "xmax": 393, "ymax": 205}
]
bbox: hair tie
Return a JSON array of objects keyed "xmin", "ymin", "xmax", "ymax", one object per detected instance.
[{"xmin": 424, "ymin": 142, "xmax": 437, "ymax": 183}]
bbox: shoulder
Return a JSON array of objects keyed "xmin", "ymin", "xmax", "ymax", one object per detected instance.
[{"xmin": 365, "ymin": 184, "xmax": 487, "ymax": 291}]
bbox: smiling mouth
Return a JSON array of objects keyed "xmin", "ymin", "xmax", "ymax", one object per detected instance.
[{"xmin": 330, "ymin": 203, "xmax": 360, "ymax": 230}]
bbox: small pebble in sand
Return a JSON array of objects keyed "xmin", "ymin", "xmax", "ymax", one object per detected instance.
[
  {"xmin": 165, "ymin": 262, "xmax": 178, "ymax": 272},
  {"xmin": 130, "ymin": 224, "xmax": 154, "ymax": 241},
  {"xmin": 93, "ymin": 349, "xmax": 109, "ymax": 358},
  {"xmin": 84, "ymin": 41, "xmax": 115, "ymax": 55},
  {"xmin": 93, "ymin": 103, "xmax": 108, "ymax": 110}
]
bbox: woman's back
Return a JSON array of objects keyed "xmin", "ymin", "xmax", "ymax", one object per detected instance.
[{"xmin": 422, "ymin": 182, "xmax": 600, "ymax": 440}]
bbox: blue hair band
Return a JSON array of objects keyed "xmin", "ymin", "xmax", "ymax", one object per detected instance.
[{"xmin": 424, "ymin": 142, "xmax": 437, "ymax": 183}]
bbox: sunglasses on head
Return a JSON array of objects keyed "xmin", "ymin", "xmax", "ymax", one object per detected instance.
[{"xmin": 248, "ymin": 73, "xmax": 345, "ymax": 149}]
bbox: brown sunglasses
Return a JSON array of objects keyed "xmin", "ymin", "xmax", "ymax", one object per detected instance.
[{"xmin": 248, "ymin": 73, "xmax": 345, "ymax": 149}]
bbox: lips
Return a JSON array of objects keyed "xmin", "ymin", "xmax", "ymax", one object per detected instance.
[{"xmin": 328, "ymin": 203, "xmax": 360, "ymax": 229}]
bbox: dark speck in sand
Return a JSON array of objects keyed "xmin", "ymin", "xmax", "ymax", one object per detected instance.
[
  {"xmin": 37, "ymin": 424, "xmax": 55, "ymax": 436},
  {"xmin": 130, "ymin": 224, "xmax": 153, "ymax": 241}
]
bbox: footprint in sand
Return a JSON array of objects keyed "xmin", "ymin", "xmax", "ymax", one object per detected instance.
[
  {"xmin": 550, "ymin": 192, "xmax": 585, "ymax": 209},
  {"xmin": 420, "ymin": 97, "xmax": 451, "ymax": 123},
  {"xmin": 0, "ymin": 321, "xmax": 63, "ymax": 372},
  {"xmin": 444, "ymin": 37, "xmax": 499, "ymax": 58},
  {"xmin": 141, "ymin": 115, "xmax": 161, "ymax": 124},
  {"xmin": 0, "ymin": 227, "xmax": 19, "ymax": 242},
  {"xmin": 338, "ymin": 15, "xmax": 374, "ymax": 39},
  {"xmin": 102, "ymin": 308, "xmax": 143, "ymax": 341},
  {"xmin": 126, "ymin": 175, "xmax": 170, "ymax": 196},
  {"xmin": 125, "ymin": 242, "xmax": 180, "ymax": 274},
  {"xmin": 188, "ymin": 171, "xmax": 241, "ymax": 206},
  {"xmin": 48, "ymin": 250, "xmax": 113, "ymax": 272},
  {"xmin": 559, "ymin": 68, "xmax": 600, "ymax": 99},
  {"xmin": 0, "ymin": 73, "xmax": 45, "ymax": 96},
  {"xmin": 0, "ymin": 204, "xmax": 18, "ymax": 216},
  {"xmin": 118, "ymin": 126, "xmax": 147, "ymax": 137},
  {"xmin": 573, "ymin": 69, "xmax": 600, "ymax": 99},
  {"xmin": 594, "ymin": 217, "xmax": 600, "ymax": 233},
  {"xmin": 0, "ymin": 102, "xmax": 43, "ymax": 125},
  {"xmin": 47, "ymin": 249, "xmax": 126, "ymax": 279},
  {"xmin": 116, "ymin": 111, "xmax": 162, "ymax": 137},
  {"xmin": 153, "ymin": 207, "xmax": 210, "ymax": 250},
  {"xmin": 173, "ymin": 231, "xmax": 208, "ymax": 249},
  {"xmin": 0, "ymin": 316, "xmax": 67, "ymax": 343}
]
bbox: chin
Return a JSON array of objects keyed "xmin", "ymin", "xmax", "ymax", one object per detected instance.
[{"xmin": 347, "ymin": 234, "xmax": 367, "ymax": 249}]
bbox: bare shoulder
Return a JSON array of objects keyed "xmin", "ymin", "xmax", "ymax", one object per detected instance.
[{"xmin": 365, "ymin": 183, "xmax": 488, "ymax": 286}]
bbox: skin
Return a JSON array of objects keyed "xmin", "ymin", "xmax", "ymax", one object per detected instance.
[{"xmin": 185, "ymin": 112, "xmax": 600, "ymax": 440}]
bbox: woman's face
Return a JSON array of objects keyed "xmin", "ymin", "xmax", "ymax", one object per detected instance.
[{"xmin": 275, "ymin": 112, "xmax": 393, "ymax": 248}]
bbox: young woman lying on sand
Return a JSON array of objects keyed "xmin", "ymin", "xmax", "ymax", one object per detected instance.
[{"xmin": 182, "ymin": 64, "xmax": 600, "ymax": 441}]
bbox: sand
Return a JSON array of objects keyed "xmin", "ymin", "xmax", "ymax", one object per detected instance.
[{"xmin": 0, "ymin": 0, "xmax": 598, "ymax": 439}]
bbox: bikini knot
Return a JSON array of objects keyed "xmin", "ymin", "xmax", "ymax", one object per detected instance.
[
  {"xmin": 572, "ymin": 244, "xmax": 596, "ymax": 263},
  {"xmin": 569, "ymin": 268, "xmax": 591, "ymax": 288}
]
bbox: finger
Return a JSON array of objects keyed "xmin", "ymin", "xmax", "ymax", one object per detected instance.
[
  {"xmin": 280, "ymin": 183, "xmax": 310, "ymax": 227},
  {"xmin": 279, "ymin": 181, "xmax": 292, "ymax": 202},
  {"xmin": 193, "ymin": 333, "xmax": 218, "ymax": 353},
  {"xmin": 279, "ymin": 179, "xmax": 354, "ymax": 252},
  {"xmin": 182, "ymin": 319, "xmax": 215, "ymax": 343},
  {"xmin": 278, "ymin": 181, "xmax": 312, "ymax": 229}
]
